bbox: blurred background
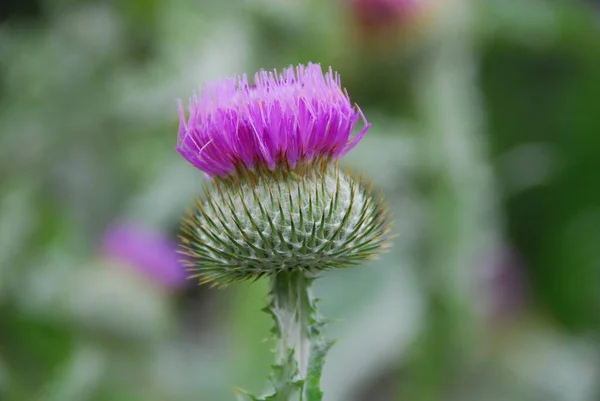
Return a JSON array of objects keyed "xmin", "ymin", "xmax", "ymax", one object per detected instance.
[{"xmin": 0, "ymin": 0, "xmax": 599, "ymax": 400}]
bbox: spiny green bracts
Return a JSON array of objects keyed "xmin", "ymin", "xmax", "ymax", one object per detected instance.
[{"xmin": 180, "ymin": 161, "xmax": 389, "ymax": 287}]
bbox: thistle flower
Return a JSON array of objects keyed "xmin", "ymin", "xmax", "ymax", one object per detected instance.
[
  {"xmin": 177, "ymin": 63, "xmax": 369, "ymax": 179},
  {"xmin": 177, "ymin": 63, "xmax": 389, "ymax": 286},
  {"xmin": 102, "ymin": 222, "xmax": 187, "ymax": 289},
  {"xmin": 177, "ymin": 62, "xmax": 390, "ymax": 400}
]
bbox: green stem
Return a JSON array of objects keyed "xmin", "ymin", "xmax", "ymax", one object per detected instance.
[
  {"xmin": 240, "ymin": 271, "xmax": 329, "ymax": 401},
  {"xmin": 270, "ymin": 271, "xmax": 312, "ymax": 399}
]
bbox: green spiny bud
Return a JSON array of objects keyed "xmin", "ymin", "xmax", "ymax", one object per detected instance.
[{"xmin": 180, "ymin": 161, "xmax": 389, "ymax": 287}]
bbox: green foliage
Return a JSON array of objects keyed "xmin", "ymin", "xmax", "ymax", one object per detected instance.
[{"xmin": 481, "ymin": 0, "xmax": 600, "ymax": 331}]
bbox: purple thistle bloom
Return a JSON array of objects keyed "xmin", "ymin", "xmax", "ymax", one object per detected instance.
[
  {"xmin": 177, "ymin": 62, "xmax": 370, "ymax": 178},
  {"xmin": 102, "ymin": 222, "xmax": 187, "ymax": 289}
]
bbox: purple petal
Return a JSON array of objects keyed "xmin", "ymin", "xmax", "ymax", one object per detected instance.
[{"xmin": 176, "ymin": 62, "xmax": 370, "ymax": 178}]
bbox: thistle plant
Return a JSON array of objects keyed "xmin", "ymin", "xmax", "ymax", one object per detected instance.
[{"xmin": 177, "ymin": 63, "xmax": 390, "ymax": 400}]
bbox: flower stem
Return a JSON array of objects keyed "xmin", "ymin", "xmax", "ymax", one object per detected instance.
[
  {"xmin": 271, "ymin": 271, "xmax": 312, "ymax": 380},
  {"xmin": 248, "ymin": 270, "xmax": 329, "ymax": 401}
]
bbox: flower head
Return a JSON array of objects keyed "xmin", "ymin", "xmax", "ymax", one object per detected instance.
[
  {"xmin": 178, "ymin": 62, "xmax": 391, "ymax": 287},
  {"xmin": 177, "ymin": 63, "xmax": 370, "ymax": 178},
  {"xmin": 102, "ymin": 222, "xmax": 187, "ymax": 289}
]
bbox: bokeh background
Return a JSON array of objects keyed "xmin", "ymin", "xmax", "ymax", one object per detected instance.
[{"xmin": 1, "ymin": 0, "xmax": 599, "ymax": 400}]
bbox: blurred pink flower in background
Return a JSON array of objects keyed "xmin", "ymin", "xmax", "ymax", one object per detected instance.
[
  {"xmin": 101, "ymin": 222, "xmax": 188, "ymax": 290},
  {"xmin": 343, "ymin": 0, "xmax": 437, "ymax": 55},
  {"xmin": 348, "ymin": 0, "xmax": 422, "ymax": 31},
  {"xmin": 487, "ymin": 245, "xmax": 529, "ymax": 320}
]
